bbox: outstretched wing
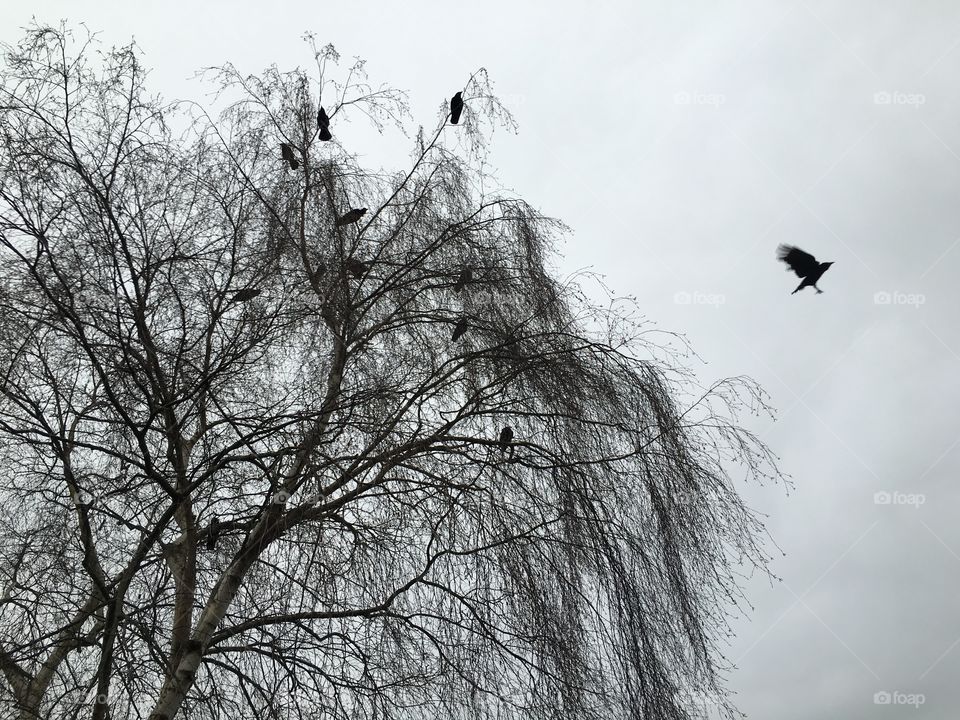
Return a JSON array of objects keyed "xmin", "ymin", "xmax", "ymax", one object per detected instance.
[{"xmin": 777, "ymin": 244, "xmax": 819, "ymax": 277}]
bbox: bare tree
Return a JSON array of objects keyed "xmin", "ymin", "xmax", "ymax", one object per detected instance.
[{"xmin": 0, "ymin": 25, "xmax": 782, "ymax": 720}]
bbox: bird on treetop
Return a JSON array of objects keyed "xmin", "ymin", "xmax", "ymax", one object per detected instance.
[
  {"xmin": 450, "ymin": 91, "xmax": 464, "ymax": 124},
  {"xmin": 317, "ymin": 106, "xmax": 332, "ymax": 141}
]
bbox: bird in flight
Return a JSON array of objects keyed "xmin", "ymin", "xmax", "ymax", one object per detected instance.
[
  {"xmin": 280, "ymin": 143, "xmax": 299, "ymax": 170},
  {"xmin": 336, "ymin": 208, "xmax": 367, "ymax": 227},
  {"xmin": 317, "ymin": 106, "xmax": 332, "ymax": 141},
  {"xmin": 777, "ymin": 245, "xmax": 834, "ymax": 294},
  {"xmin": 450, "ymin": 92, "xmax": 464, "ymax": 125}
]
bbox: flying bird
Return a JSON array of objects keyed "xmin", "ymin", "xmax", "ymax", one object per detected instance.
[
  {"xmin": 453, "ymin": 267, "xmax": 473, "ymax": 293},
  {"xmin": 231, "ymin": 288, "xmax": 262, "ymax": 303},
  {"xmin": 280, "ymin": 143, "xmax": 299, "ymax": 170},
  {"xmin": 206, "ymin": 516, "xmax": 221, "ymax": 551},
  {"xmin": 335, "ymin": 208, "xmax": 367, "ymax": 227},
  {"xmin": 451, "ymin": 317, "xmax": 469, "ymax": 341},
  {"xmin": 317, "ymin": 106, "xmax": 332, "ymax": 141},
  {"xmin": 345, "ymin": 259, "xmax": 369, "ymax": 279},
  {"xmin": 777, "ymin": 244, "xmax": 834, "ymax": 294},
  {"xmin": 450, "ymin": 92, "xmax": 464, "ymax": 124}
]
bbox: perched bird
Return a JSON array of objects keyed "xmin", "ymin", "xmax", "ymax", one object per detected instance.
[
  {"xmin": 231, "ymin": 288, "xmax": 262, "ymax": 303},
  {"xmin": 345, "ymin": 259, "xmax": 369, "ymax": 279},
  {"xmin": 453, "ymin": 267, "xmax": 473, "ymax": 293},
  {"xmin": 317, "ymin": 106, "xmax": 332, "ymax": 141},
  {"xmin": 280, "ymin": 143, "xmax": 299, "ymax": 170},
  {"xmin": 206, "ymin": 516, "xmax": 221, "ymax": 551},
  {"xmin": 231, "ymin": 287, "xmax": 261, "ymax": 303},
  {"xmin": 777, "ymin": 244, "xmax": 834, "ymax": 294},
  {"xmin": 498, "ymin": 426, "xmax": 514, "ymax": 458},
  {"xmin": 450, "ymin": 91, "xmax": 464, "ymax": 124},
  {"xmin": 335, "ymin": 208, "xmax": 367, "ymax": 227},
  {"xmin": 451, "ymin": 317, "xmax": 469, "ymax": 341}
]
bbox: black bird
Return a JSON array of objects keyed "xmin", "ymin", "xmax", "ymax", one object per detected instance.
[
  {"xmin": 345, "ymin": 259, "xmax": 369, "ymax": 279},
  {"xmin": 450, "ymin": 91, "xmax": 464, "ymax": 124},
  {"xmin": 453, "ymin": 267, "xmax": 473, "ymax": 293},
  {"xmin": 280, "ymin": 143, "xmax": 299, "ymax": 170},
  {"xmin": 451, "ymin": 317, "xmax": 468, "ymax": 341},
  {"xmin": 777, "ymin": 244, "xmax": 834, "ymax": 294},
  {"xmin": 335, "ymin": 208, "xmax": 367, "ymax": 227},
  {"xmin": 231, "ymin": 288, "xmax": 262, "ymax": 303},
  {"xmin": 317, "ymin": 106, "xmax": 332, "ymax": 141},
  {"xmin": 206, "ymin": 516, "xmax": 221, "ymax": 551},
  {"xmin": 498, "ymin": 426, "xmax": 514, "ymax": 458}
]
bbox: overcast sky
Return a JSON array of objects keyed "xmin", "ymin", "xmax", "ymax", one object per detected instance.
[{"xmin": 3, "ymin": 2, "xmax": 960, "ymax": 717}]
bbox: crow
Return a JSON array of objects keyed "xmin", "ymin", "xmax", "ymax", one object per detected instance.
[
  {"xmin": 280, "ymin": 143, "xmax": 299, "ymax": 170},
  {"xmin": 317, "ymin": 106, "xmax": 332, "ymax": 141},
  {"xmin": 451, "ymin": 317, "xmax": 468, "ymax": 341},
  {"xmin": 498, "ymin": 426, "xmax": 515, "ymax": 459},
  {"xmin": 206, "ymin": 516, "xmax": 221, "ymax": 551},
  {"xmin": 450, "ymin": 91, "xmax": 464, "ymax": 124},
  {"xmin": 231, "ymin": 288, "xmax": 262, "ymax": 303},
  {"xmin": 453, "ymin": 267, "xmax": 472, "ymax": 292},
  {"xmin": 345, "ymin": 259, "xmax": 369, "ymax": 279},
  {"xmin": 336, "ymin": 208, "xmax": 367, "ymax": 227},
  {"xmin": 777, "ymin": 244, "xmax": 834, "ymax": 294}
]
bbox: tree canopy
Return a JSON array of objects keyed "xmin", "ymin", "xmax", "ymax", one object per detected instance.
[{"xmin": 0, "ymin": 25, "xmax": 781, "ymax": 720}]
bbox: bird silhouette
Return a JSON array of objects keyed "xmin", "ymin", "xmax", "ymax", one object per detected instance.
[
  {"xmin": 231, "ymin": 288, "xmax": 262, "ymax": 303},
  {"xmin": 206, "ymin": 516, "xmax": 221, "ymax": 551},
  {"xmin": 317, "ymin": 106, "xmax": 332, "ymax": 141},
  {"xmin": 345, "ymin": 259, "xmax": 369, "ymax": 279},
  {"xmin": 498, "ymin": 426, "xmax": 514, "ymax": 459},
  {"xmin": 280, "ymin": 143, "xmax": 299, "ymax": 170},
  {"xmin": 451, "ymin": 317, "xmax": 468, "ymax": 341},
  {"xmin": 777, "ymin": 245, "xmax": 834, "ymax": 294},
  {"xmin": 450, "ymin": 92, "xmax": 464, "ymax": 124},
  {"xmin": 335, "ymin": 208, "xmax": 367, "ymax": 227},
  {"xmin": 453, "ymin": 267, "xmax": 472, "ymax": 292}
]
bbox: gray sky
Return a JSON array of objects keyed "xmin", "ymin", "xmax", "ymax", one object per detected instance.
[{"xmin": 4, "ymin": 2, "xmax": 960, "ymax": 717}]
